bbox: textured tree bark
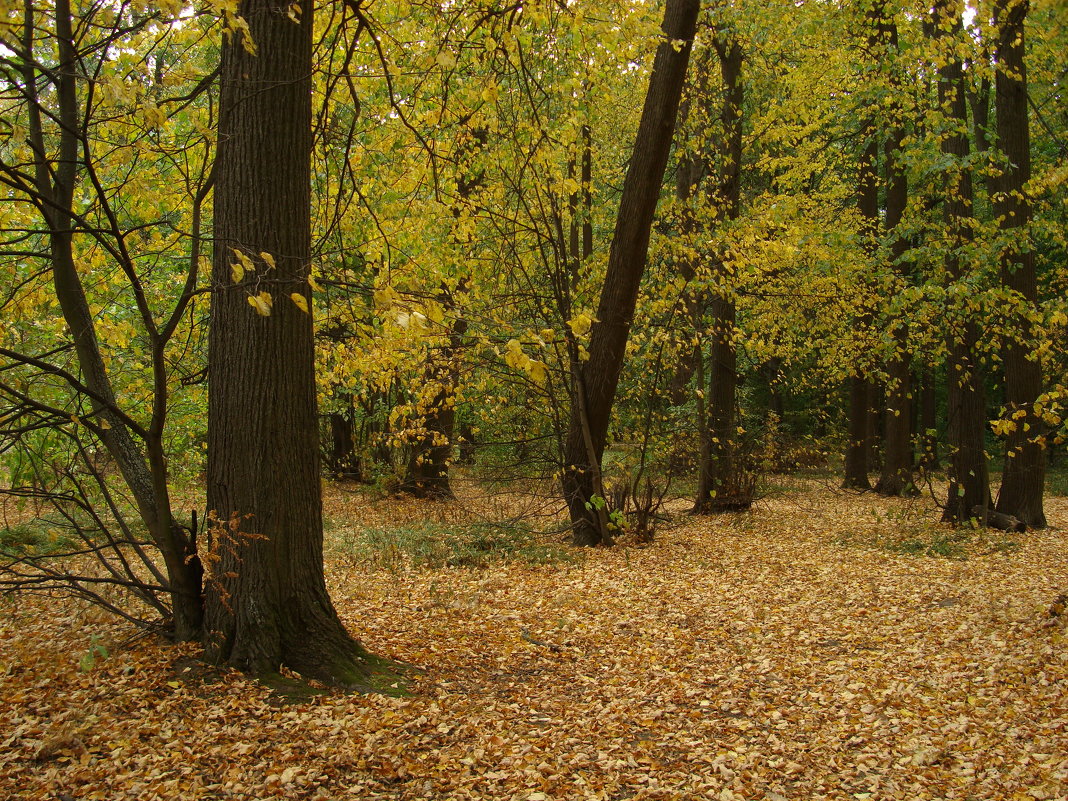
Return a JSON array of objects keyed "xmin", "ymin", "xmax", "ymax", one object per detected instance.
[
  {"xmin": 205, "ymin": 0, "xmax": 395, "ymax": 685},
  {"xmin": 561, "ymin": 0, "xmax": 700, "ymax": 546},
  {"xmin": 932, "ymin": 0, "xmax": 991, "ymax": 524},
  {"xmin": 992, "ymin": 0, "xmax": 1046, "ymax": 528},
  {"xmin": 693, "ymin": 36, "xmax": 745, "ymax": 514}
]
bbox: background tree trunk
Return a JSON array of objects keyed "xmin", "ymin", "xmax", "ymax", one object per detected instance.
[
  {"xmin": 933, "ymin": 0, "xmax": 990, "ymax": 523},
  {"xmin": 205, "ymin": 0, "xmax": 391, "ymax": 685},
  {"xmin": 992, "ymin": 0, "xmax": 1046, "ymax": 528},
  {"xmin": 843, "ymin": 118, "xmax": 881, "ymax": 491},
  {"xmin": 694, "ymin": 36, "xmax": 745, "ymax": 514},
  {"xmin": 561, "ymin": 0, "xmax": 700, "ymax": 546},
  {"xmin": 873, "ymin": 9, "xmax": 915, "ymax": 497}
]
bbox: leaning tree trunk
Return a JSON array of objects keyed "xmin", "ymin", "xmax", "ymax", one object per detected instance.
[
  {"xmin": 933, "ymin": 0, "xmax": 990, "ymax": 523},
  {"xmin": 205, "ymin": 0, "xmax": 393, "ymax": 685},
  {"xmin": 992, "ymin": 0, "xmax": 1045, "ymax": 528},
  {"xmin": 561, "ymin": 0, "xmax": 700, "ymax": 546}
]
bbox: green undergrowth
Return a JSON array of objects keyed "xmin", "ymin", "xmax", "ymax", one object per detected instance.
[
  {"xmin": 1048, "ymin": 465, "xmax": 1068, "ymax": 497},
  {"xmin": 0, "ymin": 519, "xmax": 76, "ymax": 557},
  {"xmin": 838, "ymin": 521, "xmax": 1022, "ymax": 560},
  {"xmin": 336, "ymin": 520, "xmax": 576, "ymax": 570}
]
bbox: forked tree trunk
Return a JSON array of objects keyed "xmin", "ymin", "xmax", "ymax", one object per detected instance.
[
  {"xmin": 992, "ymin": 0, "xmax": 1046, "ymax": 528},
  {"xmin": 932, "ymin": 0, "xmax": 990, "ymax": 523},
  {"xmin": 561, "ymin": 0, "xmax": 700, "ymax": 545},
  {"xmin": 206, "ymin": 0, "xmax": 394, "ymax": 685}
]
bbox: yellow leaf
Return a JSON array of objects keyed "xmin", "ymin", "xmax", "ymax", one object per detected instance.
[
  {"xmin": 308, "ymin": 275, "xmax": 322, "ymax": 292},
  {"xmin": 290, "ymin": 292, "xmax": 309, "ymax": 313},
  {"xmin": 230, "ymin": 247, "xmax": 254, "ymax": 283},
  {"xmin": 260, "ymin": 251, "xmax": 276, "ymax": 270},
  {"xmin": 248, "ymin": 292, "xmax": 273, "ymax": 316},
  {"xmin": 568, "ymin": 312, "xmax": 595, "ymax": 337}
]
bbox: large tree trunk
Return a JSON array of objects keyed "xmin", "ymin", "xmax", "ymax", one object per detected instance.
[
  {"xmin": 561, "ymin": 0, "xmax": 700, "ymax": 546},
  {"xmin": 932, "ymin": 0, "xmax": 991, "ymax": 523},
  {"xmin": 992, "ymin": 0, "xmax": 1046, "ymax": 528},
  {"xmin": 206, "ymin": 0, "xmax": 392, "ymax": 685},
  {"xmin": 693, "ymin": 36, "xmax": 745, "ymax": 514}
]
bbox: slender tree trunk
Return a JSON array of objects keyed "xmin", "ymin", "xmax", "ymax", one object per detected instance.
[
  {"xmin": 561, "ymin": 0, "xmax": 700, "ymax": 545},
  {"xmin": 917, "ymin": 367, "xmax": 939, "ymax": 472},
  {"xmin": 401, "ymin": 292, "xmax": 466, "ymax": 499},
  {"xmin": 205, "ymin": 0, "xmax": 392, "ymax": 685},
  {"xmin": 932, "ymin": 0, "xmax": 990, "ymax": 522},
  {"xmin": 843, "ymin": 118, "xmax": 881, "ymax": 490},
  {"xmin": 844, "ymin": 378, "xmax": 875, "ymax": 489},
  {"xmin": 693, "ymin": 36, "xmax": 745, "ymax": 514},
  {"xmin": 873, "ymin": 8, "xmax": 915, "ymax": 497},
  {"xmin": 992, "ymin": 0, "xmax": 1046, "ymax": 528},
  {"xmin": 23, "ymin": 0, "xmax": 202, "ymax": 637}
]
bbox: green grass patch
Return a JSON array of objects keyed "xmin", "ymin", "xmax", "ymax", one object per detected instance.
[
  {"xmin": 1047, "ymin": 466, "xmax": 1068, "ymax": 497},
  {"xmin": 343, "ymin": 521, "xmax": 575, "ymax": 570},
  {"xmin": 868, "ymin": 526, "xmax": 1022, "ymax": 560},
  {"xmin": 0, "ymin": 519, "xmax": 76, "ymax": 557}
]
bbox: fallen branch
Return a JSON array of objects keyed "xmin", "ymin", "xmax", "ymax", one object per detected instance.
[{"xmin": 971, "ymin": 505, "xmax": 1026, "ymax": 533}]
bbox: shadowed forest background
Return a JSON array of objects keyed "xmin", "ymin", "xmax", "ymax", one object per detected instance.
[{"xmin": 1, "ymin": 0, "xmax": 1067, "ymax": 798}]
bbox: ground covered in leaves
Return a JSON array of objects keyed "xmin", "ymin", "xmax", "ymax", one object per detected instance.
[{"xmin": 2, "ymin": 479, "xmax": 1067, "ymax": 800}]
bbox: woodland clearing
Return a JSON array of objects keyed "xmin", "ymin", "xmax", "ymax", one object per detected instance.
[{"xmin": 2, "ymin": 478, "xmax": 1067, "ymax": 801}]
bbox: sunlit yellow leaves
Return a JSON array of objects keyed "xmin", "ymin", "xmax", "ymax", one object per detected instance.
[
  {"xmin": 231, "ymin": 248, "xmax": 254, "ymax": 283},
  {"xmin": 290, "ymin": 293, "xmax": 309, "ymax": 313},
  {"xmin": 247, "ymin": 291, "xmax": 273, "ymax": 316},
  {"xmin": 504, "ymin": 339, "xmax": 549, "ymax": 385},
  {"xmin": 567, "ymin": 312, "xmax": 595, "ymax": 338},
  {"xmin": 260, "ymin": 252, "xmax": 276, "ymax": 270}
]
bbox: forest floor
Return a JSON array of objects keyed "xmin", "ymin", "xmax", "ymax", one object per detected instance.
[{"xmin": 2, "ymin": 475, "xmax": 1067, "ymax": 801}]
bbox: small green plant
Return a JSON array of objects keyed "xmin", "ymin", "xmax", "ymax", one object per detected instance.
[
  {"xmin": 889, "ymin": 532, "xmax": 969, "ymax": 559},
  {"xmin": 78, "ymin": 635, "xmax": 109, "ymax": 672}
]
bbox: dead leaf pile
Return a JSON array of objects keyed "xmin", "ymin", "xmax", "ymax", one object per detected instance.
[{"xmin": 2, "ymin": 482, "xmax": 1066, "ymax": 800}]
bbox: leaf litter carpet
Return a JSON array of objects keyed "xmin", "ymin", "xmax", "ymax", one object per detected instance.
[{"xmin": 2, "ymin": 482, "xmax": 1067, "ymax": 800}]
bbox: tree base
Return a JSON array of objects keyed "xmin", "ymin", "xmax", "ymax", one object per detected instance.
[{"xmin": 691, "ymin": 497, "xmax": 754, "ymax": 514}]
